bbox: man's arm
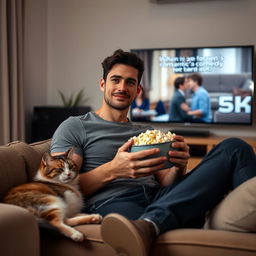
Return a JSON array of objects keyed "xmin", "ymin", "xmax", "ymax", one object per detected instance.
[
  {"xmin": 180, "ymin": 102, "xmax": 203, "ymax": 118},
  {"xmin": 51, "ymin": 151, "xmax": 118, "ymax": 196},
  {"xmin": 80, "ymin": 140, "xmax": 172, "ymax": 196},
  {"xmin": 188, "ymin": 95, "xmax": 209, "ymax": 118},
  {"xmin": 54, "ymin": 140, "xmax": 168, "ymax": 197},
  {"xmin": 188, "ymin": 109, "xmax": 202, "ymax": 118}
]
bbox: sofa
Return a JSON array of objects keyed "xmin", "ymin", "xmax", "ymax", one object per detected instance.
[
  {"xmin": 0, "ymin": 139, "xmax": 256, "ymax": 256},
  {"xmin": 185, "ymin": 73, "xmax": 253, "ymax": 123},
  {"xmin": 200, "ymin": 73, "xmax": 252, "ymax": 109}
]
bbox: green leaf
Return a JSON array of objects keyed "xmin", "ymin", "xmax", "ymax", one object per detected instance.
[
  {"xmin": 73, "ymin": 88, "xmax": 85, "ymax": 107},
  {"xmin": 58, "ymin": 88, "xmax": 86, "ymax": 107},
  {"xmin": 67, "ymin": 92, "xmax": 74, "ymax": 107},
  {"xmin": 58, "ymin": 90, "xmax": 68, "ymax": 107}
]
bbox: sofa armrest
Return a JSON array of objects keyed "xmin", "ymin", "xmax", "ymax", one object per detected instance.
[{"xmin": 0, "ymin": 203, "xmax": 40, "ymax": 256}]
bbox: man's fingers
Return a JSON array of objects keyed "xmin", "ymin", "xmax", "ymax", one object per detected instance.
[
  {"xmin": 129, "ymin": 147, "xmax": 162, "ymax": 160},
  {"xmin": 131, "ymin": 163, "xmax": 166, "ymax": 178},
  {"xmin": 172, "ymin": 134, "xmax": 185, "ymax": 142},
  {"xmin": 118, "ymin": 140, "xmax": 133, "ymax": 152},
  {"xmin": 134, "ymin": 155, "xmax": 166, "ymax": 168}
]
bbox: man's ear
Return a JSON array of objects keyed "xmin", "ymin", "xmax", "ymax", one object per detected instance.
[
  {"xmin": 137, "ymin": 84, "xmax": 142, "ymax": 96},
  {"xmin": 100, "ymin": 78, "xmax": 105, "ymax": 92}
]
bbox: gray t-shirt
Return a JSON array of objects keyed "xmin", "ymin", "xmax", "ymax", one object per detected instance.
[{"xmin": 50, "ymin": 112, "xmax": 160, "ymax": 206}]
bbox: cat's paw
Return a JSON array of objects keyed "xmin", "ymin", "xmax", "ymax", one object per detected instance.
[
  {"xmin": 70, "ymin": 229, "xmax": 84, "ymax": 242},
  {"xmin": 90, "ymin": 214, "xmax": 103, "ymax": 224}
]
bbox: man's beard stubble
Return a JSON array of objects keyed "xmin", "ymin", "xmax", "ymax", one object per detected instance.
[{"xmin": 104, "ymin": 92, "xmax": 131, "ymax": 111}]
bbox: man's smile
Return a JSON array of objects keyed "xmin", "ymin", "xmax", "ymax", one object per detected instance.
[{"xmin": 112, "ymin": 92, "xmax": 130, "ymax": 99}]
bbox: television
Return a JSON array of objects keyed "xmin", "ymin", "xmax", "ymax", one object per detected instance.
[{"xmin": 130, "ymin": 45, "xmax": 254, "ymax": 131}]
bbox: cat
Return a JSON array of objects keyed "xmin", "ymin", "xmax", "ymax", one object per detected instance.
[{"xmin": 3, "ymin": 148, "xmax": 102, "ymax": 242}]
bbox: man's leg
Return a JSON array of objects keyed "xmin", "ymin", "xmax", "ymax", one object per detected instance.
[
  {"xmin": 140, "ymin": 137, "xmax": 256, "ymax": 234},
  {"xmin": 97, "ymin": 186, "xmax": 157, "ymax": 256},
  {"xmin": 102, "ymin": 138, "xmax": 256, "ymax": 255},
  {"xmin": 84, "ymin": 186, "xmax": 152, "ymax": 219}
]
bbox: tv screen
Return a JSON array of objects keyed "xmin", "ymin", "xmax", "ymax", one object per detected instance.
[{"xmin": 130, "ymin": 45, "xmax": 254, "ymax": 125}]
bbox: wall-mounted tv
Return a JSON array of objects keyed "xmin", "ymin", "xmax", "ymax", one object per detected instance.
[{"xmin": 130, "ymin": 45, "xmax": 254, "ymax": 126}]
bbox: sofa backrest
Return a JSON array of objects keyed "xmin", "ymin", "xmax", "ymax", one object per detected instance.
[
  {"xmin": 0, "ymin": 140, "xmax": 51, "ymax": 201},
  {"xmin": 0, "ymin": 146, "xmax": 27, "ymax": 201},
  {"xmin": 8, "ymin": 140, "xmax": 52, "ymax": 180},
  {"xmin": 202, "ymin": 73, "xmax": 251, "ymax": 93}
]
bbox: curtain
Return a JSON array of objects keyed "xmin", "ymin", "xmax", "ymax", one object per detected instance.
[{"xmin": 0, "ymin": 0, "xmax": 25, "ymax": 144}]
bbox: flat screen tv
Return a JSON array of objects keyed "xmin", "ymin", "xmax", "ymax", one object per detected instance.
[{"xmin": 130, "ymin": 45, "xmax": 254, "ymax": 127}]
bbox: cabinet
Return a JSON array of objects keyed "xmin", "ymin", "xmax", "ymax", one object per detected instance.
[
  {"xmin": 31, "ymin": 106, "xmax": 91, "ymax": 143},
  {"xmin": 184, "ymin": 136, "xmax": 256, "ymax": 170}
]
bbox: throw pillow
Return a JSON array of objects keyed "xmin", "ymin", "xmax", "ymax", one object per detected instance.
[
  {"xmin": 232, "ymin": 88, "xmax": 252, "ymax": 97},
  {"xmin": 204, "ymin": 177, "xmax": 256, "ymax": 232}
]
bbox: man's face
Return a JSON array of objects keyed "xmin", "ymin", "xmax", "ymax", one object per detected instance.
[
  {"xmin": 181, "ymin": 78, "xmax": 189, "ymax": 91},
  {"xmin": 187, "ymin": 78, "xmax": 197, "ymax": 91},
  {"xmin": 184, "ymin": 78, "xmax": 190, "ymax": 90},
  {"xmin": 100, "ymin": 64, "xmax": 141, "ymax": 111}
]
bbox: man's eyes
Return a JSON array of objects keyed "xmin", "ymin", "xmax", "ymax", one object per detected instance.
[
  {"xmin": 112, "ymin": 78, "xmax": 119, "ymax": 83},
  {"xmin": 127, "ymin": 80, "xmax": 136, "ymax": 85},
  {"xmin": 111, "ymin": 79, "xmax": 136, "ymax": 86}
]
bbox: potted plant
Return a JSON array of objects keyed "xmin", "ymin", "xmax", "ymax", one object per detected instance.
[{"xmin": 58, "ymin": 88, "xmax": 87, "ymax": 108}]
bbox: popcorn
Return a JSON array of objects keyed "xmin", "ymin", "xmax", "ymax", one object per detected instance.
[{"xmin": 129, "ymin": 130, "xmax": 175, "ymax": 146}]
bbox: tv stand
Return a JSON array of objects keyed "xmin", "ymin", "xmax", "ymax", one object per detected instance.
[
  {"xmin": 184, "ymin": 136, "xmax": 256, "ymax": 170},
  {"xmin": 171, "ymin": 129, "xmax": 210, "ymax": 137}
]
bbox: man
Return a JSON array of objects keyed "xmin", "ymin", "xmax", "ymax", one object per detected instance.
[
  {"xmin": 181, "ymin": 73, "xmax": 212, "ymax": 123},
  {"xmin": 169, "ymin": 76, "xmax": 192, "ymax": 122},
  {"xmin": 51, "ymin": 49, "xmax": 256, "ymax": 256}
]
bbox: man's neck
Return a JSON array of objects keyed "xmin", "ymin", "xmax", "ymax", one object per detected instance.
[
  {"xmin": 178, "ymin": 89, "xmax": 185, "ymax": 97},
  {"xmin": 95, "ymin": 107, "xmax": 129, "ymax": 123},
  {"xmin": 192, "ymin": 85, "xmax": 200, "ymax": 92}
]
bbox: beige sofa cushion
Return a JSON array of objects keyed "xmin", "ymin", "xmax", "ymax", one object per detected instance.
[
  {"xmin": 7, "ymin": 139, "xmax": 51, "ymax": 181},
  {"xmin": 0, "ymin": 203, "xmax": 40, "ymax": 256},
  {"xmin": 0, "ymin": 146, "xmax": 27, "ymax": 200},
  {"xmin": 204, "ymin": 177, "xmax": 256, "ymax": 232}
]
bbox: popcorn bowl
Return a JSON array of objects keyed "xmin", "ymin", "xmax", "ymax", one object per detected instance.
[{"xmin": 130, "ymin": 141, "xmax": 178, "ymax": 169}]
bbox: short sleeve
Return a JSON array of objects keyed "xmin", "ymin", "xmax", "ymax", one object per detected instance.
[
  {"xmin": 198, "ymin": 97, "xmax": 208, "ymax": 114},
  {"xmin": 50, "ymin": 117, "xmax": 84, "ymax": 156}
]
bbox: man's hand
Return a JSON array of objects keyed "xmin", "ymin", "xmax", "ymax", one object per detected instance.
[
  {"xmin": 155, "ymin": 135, "xmax": 190, "ymax": 186},
  {"xmin": 169, "ymin": 135, "xmax": 190, "ymax": 174},
  {"xmin": 80, "ymin": 136, "xmax": 189, "ymax": 196},
  {"xmin": 180, "ymin": 102, "xmax": 190, "ymax": 112},
  {"xmin": 109, "ymin": 140, "xmax": 167, "ymax": 179}
]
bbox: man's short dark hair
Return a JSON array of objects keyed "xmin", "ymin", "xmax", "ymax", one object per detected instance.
[
  {"xmin": 174, "ymin": 76, "xmax": 186, "ymax": 90},
  {"xmin": 101, "ymin": 49, "xmax": 144, "ymax": 83},
  {"xmin": 187, "ymin": 73, "xmax": 203, "ymax": 86}
]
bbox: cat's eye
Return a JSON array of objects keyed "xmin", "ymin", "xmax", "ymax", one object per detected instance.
[
  {"xmin": 67, "ymin": 161, "xmax": 75, "ymax": 170},
  {"xmin": 47, "ymin": 168, "xmax": 62, "ymax": 176}
]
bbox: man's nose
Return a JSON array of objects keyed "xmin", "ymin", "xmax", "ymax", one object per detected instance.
[{"xmin": 118, "ymin": 80, "xmax": 127, "ymax": 90}]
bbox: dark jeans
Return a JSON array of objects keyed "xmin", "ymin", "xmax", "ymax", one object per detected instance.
[{"xmin": 85, "ymin": 138, "xmax": 256, "ymax": 234}]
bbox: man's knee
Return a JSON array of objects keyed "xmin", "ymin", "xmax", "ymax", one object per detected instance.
[{"xmin": 219, "ymin": 137, "xmax": 252, "ymax": 152}]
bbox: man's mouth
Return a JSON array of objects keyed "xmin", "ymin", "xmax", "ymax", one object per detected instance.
[{"xmin": 113, "ymin": 92, "xmax": 130, "ymax": 99}]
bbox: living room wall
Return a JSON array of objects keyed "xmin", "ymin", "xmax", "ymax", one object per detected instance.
[{"xmin": 24, "ymin": 0, "xmax": 256, "ymax": 140}]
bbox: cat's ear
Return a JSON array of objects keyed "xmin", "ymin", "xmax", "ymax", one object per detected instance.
[
  {"xmin": 42, "ymin": 152, "xmax": 54, "ymax": 166},
  {"xmin": 66, "ymin": 147, "xmax": 75, "ymax": 159}
]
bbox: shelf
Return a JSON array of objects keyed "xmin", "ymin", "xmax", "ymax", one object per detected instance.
[
  {"xmin": 183, "ymin": 136, "xmax": 256, "ymax": 170},
  {"xmin": 187, "ymin": 157, "xmax": 202, "ymax": 171}
]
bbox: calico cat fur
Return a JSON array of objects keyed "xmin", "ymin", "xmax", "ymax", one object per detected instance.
[{"xmin": 4, "ymin": 148, "xmax": 102, "ymax": 242}]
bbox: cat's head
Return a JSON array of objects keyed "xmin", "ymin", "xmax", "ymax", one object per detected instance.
[{"xmin": 37, "ymin": 148, "xmax": 79, "ymax": 184}]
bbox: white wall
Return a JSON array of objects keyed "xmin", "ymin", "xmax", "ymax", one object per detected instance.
[
  {"xmin": 25, "ymin": 0, "xmax": 256, "ymax": 139},
  {"xmin": 24, "ymin": 0, "xmax": 48, "ymax": 140}
]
